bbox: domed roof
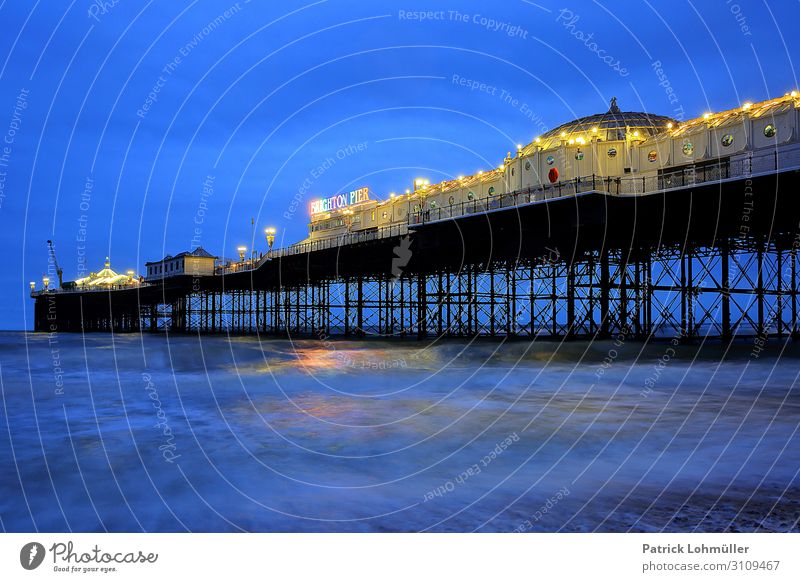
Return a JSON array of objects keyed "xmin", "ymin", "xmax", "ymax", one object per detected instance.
[{"xmin": 537, "ymin": 97, "xmax": 675, "ymax": 146}]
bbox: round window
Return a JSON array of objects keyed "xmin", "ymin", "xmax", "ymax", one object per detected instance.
[
  {"xmin": 682, "ymin": 142, "xmax": 694, "ymax": 156},
  {"xmin": 546, "ymin": 155, "xmax": 555, "ymax": 166},
  {"xmin": 575, "ymin": 151, "xmax": 584, "ymax": 161},
  {"xmin": 467, "ymin": 191, "xmax": 475, "ymax": 200},
  {"xmin": 448, "ymin": 196, "xmax": 455, "ymax": 205},
  {"xmin": 648, "ymin": 150, "xmax": 658, "ymax": 162},
  {"xmin": 525, "ymin": 161, "xmax": 532, "ymax": 171},
  {"xmin": 607, "ymin": 147, "xmax": 617, "ymax": 158},
  {"xmin": 721, "ymin": 134, "xmax": 734, "ymax": 147},
  {"xmin": 764, "ymin": 124, "xmax": 776, "ymax": 138},
  {"xmin": 488, "ymin": 186, "xmax": 495, "ymax": 195}
]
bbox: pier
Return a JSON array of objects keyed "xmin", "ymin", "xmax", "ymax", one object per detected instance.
[{"xmin": 33, "ymin": 150, "xmax": 800, "ymax": 341}]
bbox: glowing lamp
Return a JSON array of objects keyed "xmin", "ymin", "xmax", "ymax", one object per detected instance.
[
  {"xmin": 237, "ymin": 246, "xmax": 247, "ymax": 262},
  {"xmin": 265, "ymin": 227, "xmax": 277, "ymax": 252}
]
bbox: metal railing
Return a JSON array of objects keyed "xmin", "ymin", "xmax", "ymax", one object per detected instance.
[
  {"xmin": 215, "ymin": 224, "xmax": 411, "ymax": 274},
  {"xmin": 31, "ymin": 282, "xmax": 148, "ymax": 296},
  {"xmin": 409, "ymin": 148, "xmax": 796, "ymax": 225}
]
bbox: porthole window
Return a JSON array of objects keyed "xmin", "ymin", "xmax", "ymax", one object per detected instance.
[
  {"xmin": 682, "ymin": 142, "xmax": 694, "ymax": 156},
  {"xmin": 607, "ymin": 147, "xmax": 617, "ymax": 158},
  {"xmin": 525, "ymin": 161, "xmax": 532, "ymax": 171},
  {"xmin": 488, "ymin": 186, "xmax": 496, "ymax": 195},
  {"xmin": 546, "ymin": 155, "xmax": 555, "ymax": 166},
  {"xmin": 764, "ymin": 124, "xmax": 776, "ymax": 138},
  {"xmin": 575, "ymin": 150, "xmax": 584, "ymax": 161},
  {"xmin": 648, "ymin": 150, "xmax": 658, "ymax": 163},
  {"xmin": 467, "ymin": 191, "xmax": 475, "ymax": 200},
  {"xmin": 448, "ymin": 196, "xmax": 455, "ymax": 205},
  {"xmin": 721, "ymin": 134, "xmax": 734, "ymax": 147}
]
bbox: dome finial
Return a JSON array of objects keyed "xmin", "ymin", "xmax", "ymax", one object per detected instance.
[{"xmin": 609, "ymin": 96, "xmax": 620, "ymax": 114}]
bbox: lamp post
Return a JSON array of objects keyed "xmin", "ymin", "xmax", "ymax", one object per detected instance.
[
  {"xmin": 237, "ymin": 246, "xmax": 247, "ymax": 269},
  {"xmin": 265, "ymin": 227, "xmax": 276, "ymax": 256},
  {"xmin": 42, "ymin": 275, "xmax": 50, "ymax": 292},
  {"xmin": 29, "ymin": 281, "xmax": 35, "ymax": 293}
]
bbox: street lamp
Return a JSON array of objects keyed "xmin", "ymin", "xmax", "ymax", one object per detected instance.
[
  {"xmin": 29, "ymin": 281, "xmax": 35, "ymax": 293},
  {"xmin": 42, "ymin": 275, "xmax": 50, "ymax": 291},
  {"xmin": 265, "ymin": 227, "xmax": 276, "ymax": 255},
  {"xmin": 237, "ymin": 246, "xmax": 247, "ymax": 262}
]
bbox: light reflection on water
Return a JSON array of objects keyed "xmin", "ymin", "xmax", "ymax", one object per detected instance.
[{"xmin": 1, "ymin": 332, "xmax": 799, "ymax": 532}]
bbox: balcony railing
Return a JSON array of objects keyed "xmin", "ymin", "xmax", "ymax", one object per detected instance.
[{"xmin": 408, "ymin": 148, "xmax": 797, "ymax": 226}]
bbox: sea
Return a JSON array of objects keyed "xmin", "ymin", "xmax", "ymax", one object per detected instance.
[{"xmin": 1, "ymin": 331, "xmax": 798, "ymax": 532}]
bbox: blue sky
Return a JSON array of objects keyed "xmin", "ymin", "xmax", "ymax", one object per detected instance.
[{"xmin": 0, "ymin": 0, "xmax": 798, "ymax": 329}]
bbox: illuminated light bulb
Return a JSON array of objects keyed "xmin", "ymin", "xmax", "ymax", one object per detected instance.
[
  {"xmin": 535, "ymin": 137, "xmax": 541, "ymax": 143},
  {"xmin": 568, "ymin": 138, "xmax": 575, "ymax": 145},
  {"xmin": 792, "ymin": 91, "xmax": 799, "ymax": 98},
  {"xmin": 591, "ymin": 127, "xmax": 598, "ymax": 133},
  {"xmin": 477, "ymin": 171, "xmax": 484, "ymax": 176},
  {"xmin": 498, "ymin": 165, "xmax": 504, "ymax": 171},
  {"xmin": 742, "ymin": 102, "xmax": 753, "ymax": 110},
  {"xmin": 389, "ymin": 192, "xmax": 395, "ymax": 198},
  {"xmin": 560, "ymin": 131, "xmax": 566, "ymax": 138},
  {"xmin": 458, "ymin": 175, "xmax": 464, "ymax": 180},
  {"xmin": 405, "ymin": 189, "xmax": 411, "ymax": 194},
  {"xmin": 703, "ymin": 112, "xmax": 711, "ymax": 119},
  {"xmin": 517, "ymin": 144, "xmax": 523, "ymax": 150},
  {"xmin": 576, "ymin": 137, "xmax": 585, "ymax": 145},
  {"xmin": 667, "ymin": 122, "xmax": 674, "ymax": 129}
]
